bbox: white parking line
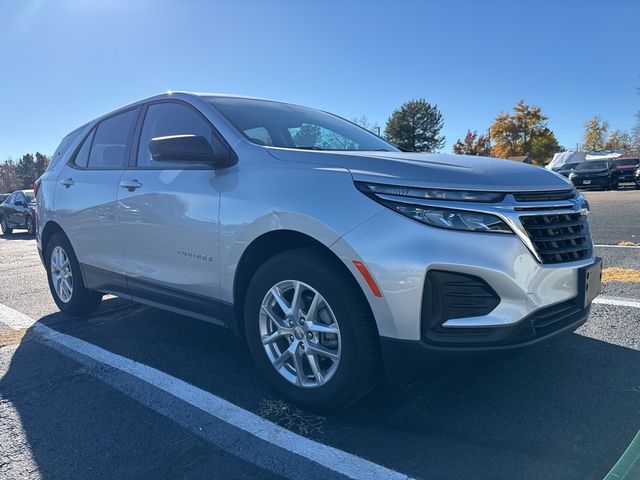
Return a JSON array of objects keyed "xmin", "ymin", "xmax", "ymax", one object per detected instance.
[
  {"xmin": 0, "ymin": 303, "xmax": 412, "ymax": 480},
  {"xmin": 0, "ymin": 303, "xmax": 36, "ymax": 330},
  {"xmin": 593, "ymin": 295, "xmax": 640, "ymax": 309},
  {"xmin": 594, "ymin": 244, "xmax": 640, "ymax": 249}
]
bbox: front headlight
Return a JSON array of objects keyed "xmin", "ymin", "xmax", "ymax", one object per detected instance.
[
  {"xmin": 384, "ymin": 201, "xmax": 513, "ymax": 233},
  {"xmin": 355, "ymin": 182, "xmax": 505, "ymax": 202},
  {"xmin": 355, "ymin": 182, "xmax": 513, "ymax": 234},
  {"xmin": 577, "ymin": 193, "xmax": 590, "ymax": 213},
  {"xmin": 569, "ymin": 172, "xmax": 577, "ymax": 178}
]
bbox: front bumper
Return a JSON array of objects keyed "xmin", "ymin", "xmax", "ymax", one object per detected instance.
[
  {"xmin": 331, "ymin": 198, "xmax": 598, "ymax": 379},
  {"xmin": 571, "ymin": 175, "xmax": 609, "ymax": 188},
  {"xmin": 380, "ymin": 299, "xmax": 590, "ymax": 383},
  {"xmin": 617, "ymin": 173, "xmax": 635, "ymax": 183},
  {"xmin": 333, "ymin": 207, "xmax": 596, "ymax": 339}
]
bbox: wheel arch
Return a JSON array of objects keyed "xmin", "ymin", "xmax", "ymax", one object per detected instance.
[
  {"xmin": 40, "ymin": 221, "xmax": 68, "ymax": 266},
  {"xmin": 231, "ymin": 229, "xmax": 378, "ymax": 340}
]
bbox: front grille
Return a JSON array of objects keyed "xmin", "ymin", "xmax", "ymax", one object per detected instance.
[
  {"xmin": 514, "ymin": 298, "xmax": 584, "ymax": 343},
  {"xmin": 520, "ymin": 213, "xmax": 591, "ymax": 264},
  {"xmin": 513, "ymin": 189, "xmax": 577, "ymax": 202}
]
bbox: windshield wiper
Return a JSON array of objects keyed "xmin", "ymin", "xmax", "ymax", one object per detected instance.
[{"xmin": 287, "ymin": 146, "xmax": 326, "ymax": 151}]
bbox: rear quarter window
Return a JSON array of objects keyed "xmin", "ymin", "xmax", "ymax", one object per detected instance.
[
  {"xmin": 73, "ymin": 129, "xmax": 95, "ymax": 168},
  {"xmin": 48, "ymin": 127, "xmax": 85, "ymax": 170}
]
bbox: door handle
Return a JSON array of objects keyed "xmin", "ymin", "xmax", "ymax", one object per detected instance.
[
  {"xmin": 60, "ymin": 178, "xmax": 75, "ymax": 188},
  {"xmin": 119, "ymin": 180, "xmax": 143, "ymax": 192}
]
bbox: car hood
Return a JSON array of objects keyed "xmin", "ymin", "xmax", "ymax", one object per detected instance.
[{"xmin": 267, "ymin": 149, "xmax": 573, "ymax": 192}]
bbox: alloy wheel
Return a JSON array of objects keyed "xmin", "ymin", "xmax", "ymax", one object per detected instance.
[
  {"xmin": 259, "ymin": 280, "xmax": 341, "ymax": 388},
  {"xmin": 50, "ymin": 246, "xmax": 73, "ymax": 303}
]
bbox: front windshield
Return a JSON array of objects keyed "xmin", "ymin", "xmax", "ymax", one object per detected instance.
[
  {"xmin": 561, "ymin": 163, "xmax": 578, "ymax": 170},
  {"xmin": 25, "ymin": 192, "xmax": 35, "ymax": 203},
  {"xmin": 206, "ymin": 97, "xmax": 398, "ymax": 152},
  {"xmin": 576, "ymin": 161, "xmax": 608, "ymax": 171}
]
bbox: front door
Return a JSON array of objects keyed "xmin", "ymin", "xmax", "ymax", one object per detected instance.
[
  {"xmin": 3, "ymin": 193, "xmax": 20, "ymax": 228},
  {"xmin": 117, "ymin": 101, "xmax": 224, "ymax": 314}
]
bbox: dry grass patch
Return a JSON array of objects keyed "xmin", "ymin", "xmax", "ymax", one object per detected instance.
[
  {"xmin": 258, "ymin": 399, "xmax": 326, "ymax": 435},
  {"xmin": 602, "ymin": 267, "xmax": 640, "ymax": 283},
  {"xmin": 618, "ymin": 241, "xmax": 640, "ymax": 246},
  {"xmin": 0, "ymin": 328, "xmax": 28, "ymax": 348}
]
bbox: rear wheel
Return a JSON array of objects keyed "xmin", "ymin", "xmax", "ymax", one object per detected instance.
[
  {"xmin": 244, "ymin": 248, "xmax": 380, "ymax": 411},
  {"xmin": 46, "ymin": 233, "xmax": 102, "ymax": 316},
  {"xmin": 0, "ymin": 218, "xmax": 12, "ymax": 236}
]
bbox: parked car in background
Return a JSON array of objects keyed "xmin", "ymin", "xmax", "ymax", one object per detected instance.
[
  {"xmin": 36, "ymin": 92, "xmax": 600, "ymax": 410},
  {"xmin": 0, "ymin": 189, "xmax": 37, "ymax": 235},
  {"xmin": 634, "ymin": 166, "xmax": 640, "ymax": 189},
  {"xmin": 569, "ymin": 160, "xmax": 619, "ymax": 190},
  {"xmin": 554, "ymin": 162, "xmax": 580, "ymax": 177},
  {"xmin": 612, "ymin": 157, "xmax": 640, "ymax": 186}
]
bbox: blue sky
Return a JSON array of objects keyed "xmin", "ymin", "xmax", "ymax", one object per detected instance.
[{"xmin": 1, "ymin": 0, "xmax": 638, "ymax": 160}]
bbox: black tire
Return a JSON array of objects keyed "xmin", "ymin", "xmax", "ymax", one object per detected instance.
[
  {"xmin": 45, "ymin": 232, "xmax": 103, "ymax": 316},
  {"xmin": 0, "ymin": 218, "xmax": 12, "ymax": 236},
  {"xmin": 26, "ymin": 216, "xmax": 36, "ymax": 236},
  {"xmin": 244, "ymin": 248, "xmax": 381, "ymax": 412}
]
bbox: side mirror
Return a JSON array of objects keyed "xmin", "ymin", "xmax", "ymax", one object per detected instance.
[{"xmin": 149, "ymin": 135, "xmax": 230, "ymax": 166}]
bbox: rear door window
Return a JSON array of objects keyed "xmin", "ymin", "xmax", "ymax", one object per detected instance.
[{"xmin": 87, "ymin": 109, "xmax": 137, "ymax": 169}]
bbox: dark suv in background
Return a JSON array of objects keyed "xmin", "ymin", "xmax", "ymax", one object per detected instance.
[
  {"xmin": 612, "ymin": 158, "xmax": 640, "ymax": 186},
  {"xmin": 569, "ymin": 161, "xmax": 619, "ymax": 190},
  {"xmin": 0, "ymin": 190, "xmax": 37, "ymax": 235}
]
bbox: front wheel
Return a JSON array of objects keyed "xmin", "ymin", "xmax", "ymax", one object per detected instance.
[
  {"xmin": 244, "ymin": 248, "xmax": 381, "ymax": 411},
  {"xmin": 46, "ymin": 233, "xmax": 103, "ymax": 316},
  {"xmin": 26, "ymin": 216, "xmax": 36, "ymax": 235},
  {"xmin": 0, "ymin": 218, "xmax": 12, "ymax": 236}
]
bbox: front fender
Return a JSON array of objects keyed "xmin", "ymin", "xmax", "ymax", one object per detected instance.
[{"xmin": 217, "ymin": 149, "xmax": 383, "ymax": 303}]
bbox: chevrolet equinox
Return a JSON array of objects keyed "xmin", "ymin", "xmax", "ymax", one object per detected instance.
[{"xmin": 36, "ymin": 92, "xmax": 602, "ymax": 410}]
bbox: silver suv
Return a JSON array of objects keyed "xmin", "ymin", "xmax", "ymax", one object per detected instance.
[{"xmin": 37, "ymin": 92, "xmax": 602, "ymax": 410}]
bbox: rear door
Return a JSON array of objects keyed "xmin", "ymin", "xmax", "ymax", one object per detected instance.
[
  {"xmin": 117, "ymin": 101, "xmax": 225, "ymax": 309},
  {"xmin": 54, "ymin": 107, "xmax": 139, "ymax": 290}
]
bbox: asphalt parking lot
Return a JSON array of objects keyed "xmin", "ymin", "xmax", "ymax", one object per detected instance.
[{"xmin": 1, "ymin": 189, "xmax": 639, "ymax": 480}]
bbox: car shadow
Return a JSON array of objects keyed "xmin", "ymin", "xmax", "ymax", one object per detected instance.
[{"xmin": 2, "ymin": 297, "xmax": 638, "ymax": 479}]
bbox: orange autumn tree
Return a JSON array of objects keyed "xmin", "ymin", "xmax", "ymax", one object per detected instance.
[{"xmin": 490, "ymin": 100, "xmax": 560, "ymax": 164}]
